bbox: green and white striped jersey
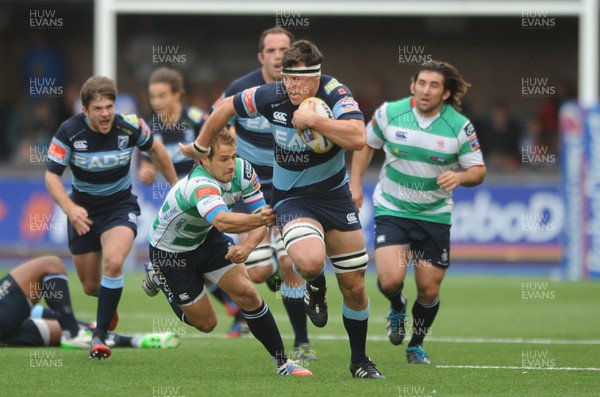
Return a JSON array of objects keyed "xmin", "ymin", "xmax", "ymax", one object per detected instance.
[
  {"xmin": 367, "ymin": 97, "xmax": 484, "ymax": 225},
  {"xmin": 148, "ymin": 158, "xmax": 265, "ymax": 252}
]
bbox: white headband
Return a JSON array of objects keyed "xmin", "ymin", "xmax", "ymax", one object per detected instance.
[{"xmin": 281, "ymin": 64, "xmax": 321, "ymax": 77}]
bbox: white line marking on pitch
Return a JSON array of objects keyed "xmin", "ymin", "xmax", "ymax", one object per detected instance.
[
  {"xmin": 437, "ymin": 365, "xmax": 600, "ymax": 371},
  {"xmin": 184, "ymin": 333, "xmax": 600, "ymax": 345}
]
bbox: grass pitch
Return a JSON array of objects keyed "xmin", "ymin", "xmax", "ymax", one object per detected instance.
[{"xmin": 0, "ymin": 269, "xmax": 599, "ymax": 397}]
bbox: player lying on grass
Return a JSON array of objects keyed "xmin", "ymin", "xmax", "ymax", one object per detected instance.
[
  {"xmin": 142, "ymin": 128, "xmax": 311, "ymax": 376},
  {"xmin": 0, "ymin": 255, "xmax": 179, "ymax": 349}
]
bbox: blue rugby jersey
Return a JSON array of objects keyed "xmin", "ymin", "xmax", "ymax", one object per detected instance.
[
  {"xmin": 215, "ymin": 69, "xmax": 274, "ymax": 185},
  {"xmin": 142, "ymin": 106, "xmax": 208, "ymax": 177},
  {"xmin": 232, "ymin": 74, "xmax": 364, "ymax": 208},
  {"xmin": 46, "ymin": 113, "xmax": 154, "ymax": 207}
]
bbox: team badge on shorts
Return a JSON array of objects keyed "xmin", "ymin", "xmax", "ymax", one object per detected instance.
[
  {"xmin": 346, "ymin": 212, "xmax": 358, "ymax": 225},
  {"xmin": 128, "ymin": 213, "xmax": 138, "ymax": 225},
  {"xmin": 437, "ymin": 248, "xmax": 449, "ymax": 267}
]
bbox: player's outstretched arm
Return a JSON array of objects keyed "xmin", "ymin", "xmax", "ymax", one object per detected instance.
[
  {"xmin": 225, "ymin": 225, "xmax": 269, "ymax": 264},
  {"xmin": 146, "ymin": 139, "xmax": 178, "ymax": 186},
  {"xmin": 211, "ymin": 205, "xmax": 275, "ymax": 234},
  {"xmin": 179, "ymin": 96, "xmax": 238, "ymax": 160},
  {"xmin": 349, "ymin": 144, "xmax": 375, "ymax": 212}
]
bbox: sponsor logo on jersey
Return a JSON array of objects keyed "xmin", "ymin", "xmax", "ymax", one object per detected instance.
[
  {"xmin": 430, "ymin": 156, "xmax": 446, "ymax": 164},
  {"xmin": 118, "ymin": 136, "xmax": 129, "ymax": 150},
  {"xmin": 243, "ymin": 86, "xmax": 259, "ymax": 114},
  {"xmin": 346, "ymin": 212, "xmax": 358, "ymax": 224},
  {"xmin": 468, "ymin": 134, "xmax": 480, "ymax": 151},
  {"xmin": 48, "ymin": 141, "xmax": 67, "ymax": 162},
  {"xmin": 73, "ymin": 140, "xmax": 88, "ymax": 151},
  {"xmin": 272, "ymin": 111, "xmax": 287, "ymax": 124},
  {"xmin": 243, "ymin": 160, "xmax": 253, "ymax": 180},
  {"xmin": 395, "ymin": 130, "xmax": 407, "ymax": 140},
  {"xmin": 340, "ymin": 97, "xmax": 359, "ymax": 113},
  {"xmin": 196, "ymin": 186, "xmax": 220, "ymax": 198},
  {"xmin": 464, "ymin": 122, "xmax": 476, "ymax": 137},
  {"xmin": 337, "ymin": 87, "xmax": 347, "ymax": 96},
  {"xmin": 122, "ymin": 114, "xmax": 140, "ymax": 128},
  {"xmin": 324, "ymin": 78, "xmax": 341, "ymax": 94},
  {"xmin": 72, "ymin": 152, "xmax": 130, "ymax": 170}
]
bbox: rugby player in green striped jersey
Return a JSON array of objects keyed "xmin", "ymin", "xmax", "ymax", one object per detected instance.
[{"xmin": 350, "ymin": 60, "xmax": 486, "ymax": 365}]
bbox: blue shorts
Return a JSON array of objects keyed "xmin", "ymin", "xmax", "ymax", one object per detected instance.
[
  {"xmin": 0, "ymin": 274, "xmax": 32, "ymax": 341},
  {"xmin": 148, "ymin": 228, "xmax": 235, "ymax": 306},
  {"xmin": 275, "ymin": 184, "xmax": 361, "ymax": 232},
  {"xmin": 374, "ymin": 216, "xmax": 451, "ymax": 268},
  {"xmin": 68, "ymin": 193, "xmax": 140, "ymax": 255}
]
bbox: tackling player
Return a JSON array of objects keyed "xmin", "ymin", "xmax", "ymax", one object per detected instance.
[
  {"xmin": 350, "ymin": 60, "xmax": 486, "ymax": 364},
  {"xmin": 180, "ymin": 40, "xmax": 384, "ymax": 379},
  {"xmin": 144, "ymin": 128, "xmax": 311, "ymax": 376},
  {"xmin": 140, "ymin": 67, "xmax": 245, "ymax": 338},
  {"xmin": 45, "ymin": 76, "xmax": 178, "ymax": 359}
]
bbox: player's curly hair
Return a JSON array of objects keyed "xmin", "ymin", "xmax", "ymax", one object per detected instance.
[
  {"xmin": 258, "ymin": 27, "xmax": 295, "ymax": 53},
  {"xmin": 80, "ymin": 76, "xmax": 117, "ymax": 108},
  {"xmin": 207, "ymin": 128, "xmax": 236, "ymax": 159},
  {"xmin": 282, "ymin": 40, "xmax": 323, "ymax": 69},
  {"xmin": 149, "ymin": 67, "xmax": 185, "ymax": 94},
  {"xmin": 413, "ymin": 61, "xmax": 471, "ymax": 112}
]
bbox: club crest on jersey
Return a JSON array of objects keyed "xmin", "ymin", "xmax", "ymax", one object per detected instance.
[{"xmin": 118, "ymin": 136, "xmax": 129, "ymax": 150}]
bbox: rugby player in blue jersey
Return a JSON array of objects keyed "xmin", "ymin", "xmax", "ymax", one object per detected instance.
[
  {"xmin": 215, "ymin": 27, "xmax": 315, "ymax": 358},
  {"xmin": 0, "ymin": 256, "xmax": 179, "ymax": 349},
  {"xmin": 181, "ymin": 40, "xmax": 384, "ymax": 379},
  {"xmin": 45, "ymin": 76, "xmax": 178, "ymax": 359},
  {"xmin": 139, "ymin": 67, "xmax": 246, "ymax": 338}
]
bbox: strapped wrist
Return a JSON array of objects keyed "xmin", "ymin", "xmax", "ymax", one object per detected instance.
[{"xmin": 193, "ymin": 142, "xmax": 210, "ymax": 154}]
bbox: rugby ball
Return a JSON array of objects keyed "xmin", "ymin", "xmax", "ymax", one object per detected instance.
[{"xmin": 298, "ymin": 97, "xmax": 334, "ymax": 154}]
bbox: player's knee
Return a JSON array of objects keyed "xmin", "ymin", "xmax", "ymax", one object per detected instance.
[
  {"xmin": 102, "ymin": 256, "xmax": 125, "ymax": 277},
  {"xmin": 247, "ymin": 267, "xmax": 269, "ymax": 284},
  {"xmin": 416, "ymin": 285, "xmax": 440, "ymax": 304},
  {"xmin": 341, "ymin": 277, "xmax": 366, "ymax": 299},
  {"xmin": 190, "ymin": 316, "xmax": 217, "ymax": 333},
  {"xmin": 82, "ymin": 282, "xmax": 99, "ymax": 296},
  {"xmin": 378, "ymin": 277, "xmax": 402, "ymax": 295},
  {"xmin": 232, "ymin": 284, "xmax": 261, "ymax": 311},
  {"xmin": 43, "ymin": 256, "xmax": 65, "ymax": 274},
  {"xmin": 245, "ymin": 244, "xmax": 274, "ymax": 283}
]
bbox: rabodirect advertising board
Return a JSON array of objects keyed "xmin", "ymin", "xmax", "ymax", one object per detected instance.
[{"xmin": 0, "ymin": 177, "xmax": 562, "ymax": 265}]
